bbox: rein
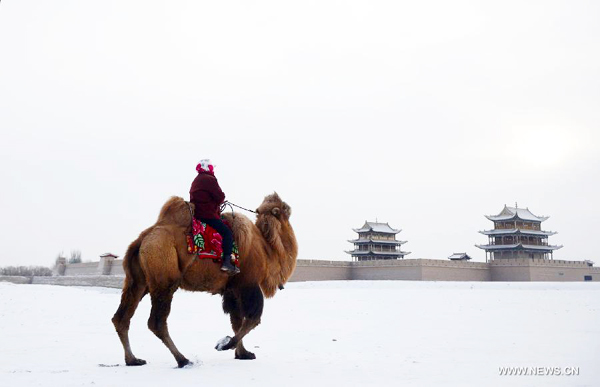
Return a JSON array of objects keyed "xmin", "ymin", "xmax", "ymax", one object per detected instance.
[
  {"xmin": 188, "ymin": 200, "xmax": 256, "ymax": 222},
  {"xmin": 185, "ymin": 200, "xmax": 194, "ymax": 223},
  {"xmin": 224, "ymin": 201, "xmax": 257, "ymax": 214},
  {"xmin": 182, "ymin": 200, "xmax": 198, "ymax": 272}
]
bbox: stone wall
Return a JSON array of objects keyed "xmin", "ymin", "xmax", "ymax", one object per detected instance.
[
  {"xmin": 489, "ymin": 261, "xmax": 531, "ymax": 281},
  {"xmin": 111, "ymin": 259, "xmax": 125, "ymax": 276},
  {"xmin": 290, "ymin": 260, "xmax": 352, "ymax": 281},
  {"xmin": 290, "ymin": 259, "xmax": 492, "ymax": 282},
  {"xmin": 352, "ymin": 261, "xmax": 421, "ymax": 281},
  {"xmin": 350, "ymin": 259, "xmax": 491, "ymax": 281},
  {"xmin": 58, "ymin": 257, "xmax": 126, "ymax": 276},
  {"xmin": 419, "ymin": 260, "xmax": 491, "ymax": 281},
  {"xmin": 0, "ymin": 276, "xmax": 33, "ymax": 285},
  {"xmin": 32, "ymin": 275, "xmax": 124, "ymax": 288},
  {"xmin": 490, "ymin": 258, "xmax": 599, "ymax": 282},
  {"xmin": 529, "ymin": 265, "xmax": 595, "ymax": 282},
  {"xmin": 12, "ymin": 256, "xmax": 596, "ymax": 287},
  {"xmin": 63, "ymin": 262, "xmax": 101, "ymax": 276}
]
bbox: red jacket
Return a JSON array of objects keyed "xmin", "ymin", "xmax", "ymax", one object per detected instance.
[{"xmin": 189, "ymin": 171, "xmax": 225, "ymax": 220}]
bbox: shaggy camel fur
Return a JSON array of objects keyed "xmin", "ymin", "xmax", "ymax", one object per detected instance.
[{"xmin": 111, "ymin": 193, "xmax": 298, "ymax": 367}]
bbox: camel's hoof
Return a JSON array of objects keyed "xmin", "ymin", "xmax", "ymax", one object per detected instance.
[
  {"xmin": 126, "ymin": 358, "xmax": 147, "ymax": 366},
  {"xmin": 177, "ymin": 358, "xmax": 192, "ymax": 368},
  {"xmin": 215, "ymin": 336, "xmax": 235, "ymax": 351},
  {"xmin": 235, "ymin": 351, "xmax": 256, "ymax": 360}
]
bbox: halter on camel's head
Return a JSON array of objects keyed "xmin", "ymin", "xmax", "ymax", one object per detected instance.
[{"xmin": 256, "ymin": 192, "xmax": 292, "ymax": 221}]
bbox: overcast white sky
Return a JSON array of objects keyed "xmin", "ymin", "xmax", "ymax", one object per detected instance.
[{"xmin": 1, "ymin": 0, "xmax": 599, "ymax": 267}]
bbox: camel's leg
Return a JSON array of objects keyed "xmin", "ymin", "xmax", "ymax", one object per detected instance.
[
  {"xmin": 231, "ymin": 315, "xmax": 256, "ymax": 359},
  {"xmin": 217, "ymin": 286, "xmax": 263, "ymax": 358},
  {"xmin": 112, "ymin": 277, "xmax": 148, "ymax": 366},
  {"xmin": 222, "ymin": 290, "xmax": 254, "ymax": 359},
  {"xmin": 147, "ymin": 285, "xmax": 190, "ymax": 368}
]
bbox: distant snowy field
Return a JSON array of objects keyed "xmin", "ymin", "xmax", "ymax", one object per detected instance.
[{"xmin": 0, "ymin": 281, "xmax": 598, "ymax": 387}]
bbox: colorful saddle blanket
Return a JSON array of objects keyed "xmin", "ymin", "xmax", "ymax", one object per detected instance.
[{"xmin": 186, "ymin": 219, "xmax": 239, "ymax": 266}]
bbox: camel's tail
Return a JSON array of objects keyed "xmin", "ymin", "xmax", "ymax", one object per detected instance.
[
  {"xmin": 121, "ymin": 227, "xmax": 152, "ymax": 289},
  {"xmin": 111, "ymin": 228, "xmax": 152, "ymax": 331},
  {"xmin": 122, "ymin": 237, "xmax": 140, "ymax": 281}
]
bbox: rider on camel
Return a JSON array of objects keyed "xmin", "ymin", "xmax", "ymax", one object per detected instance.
[{"xmin": 189, "ymin": 159, "xmax": 240, "ymax": 275}]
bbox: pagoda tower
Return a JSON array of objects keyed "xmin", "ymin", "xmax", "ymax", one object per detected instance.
[
  {"xmin": 476, "ymin": 205, "xmax": 562, "ymax": 262},
  {"xmin": 346, "ymin": 221, "xmax": 410, "ymax": 261}
]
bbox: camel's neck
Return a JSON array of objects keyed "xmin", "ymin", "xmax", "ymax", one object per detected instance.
[
  {"xmin": 256, "ymin": 218, "xmax": 298, "ymax": 298},
  {"xmin": 279, "ymin": 221, "xmax": 298, "ymax": 260},
  {"xmin": 272, "ymin": 220, "xmax": 298, "ymax": 285}
]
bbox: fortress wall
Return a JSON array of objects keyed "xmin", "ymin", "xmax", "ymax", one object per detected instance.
[
  {"xmin": 59, "ymin": 259, "xmax": 125, "ymax": 276},
  {"xmin": 490, "ymin": 265, "xmax": 531, "ymax": 281},
  {"xmin": 0, "ymin": 276, "xmax": 33, "ymax": 285},
  {"xmin": 489, "ymin": 258, "xmax": 598, "ymax": 282},
  {"xmin": 26, "ymin": 257, "xmax": 599, "ymax": 286},
  {"xmin": 421, "ymin": 265, "xmax": 491, "ymax": 281},
  {"xmin": 490, "ymin": 258, "xmax": 533, "ymax": 281},
  {"xmin": 350, "ymin": 259, "xmax": 490, "ymax": 281},
  {"xmin": 352, "ymin": 262, "xmax": 422, "ymax": 280},
  {"xmin": 32, "ymin": 275, "xmax": 124, "ymax": 288},
  {"xmin": 591, "ymin": 268, "xmax": 600, "ymax": 282},
  {"xmin": 63, "ymin": 262, "xmax": 101, "ymax": 276},
  {"xmin": 529, "ymin": 265, "xmax": 597, "ymax": 281},
  {"xmin": 348, "ymin": 260, "xmax": 422, "ymax": 280},
  {"xmin": 111, "ymin": 259, "xmax": 125, "ymax": 275},
  {"xmin": 530, "ymin": 259, "xmax": 596, "ymax": 282},
  {"xmin": 289, "ymin": 260, "xmax": 352, "ymax": 281},
  {"xmin": 527, "ymin": 259, "xmax": 598, "ymax": 282}
]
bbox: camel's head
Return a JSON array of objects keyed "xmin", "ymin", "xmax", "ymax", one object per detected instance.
[
  {"xmin": 256, "ymin": 192, "xmax": 291, "ymax": 221},
  {"xmin": 157, "ymin": 196, "xmax": 194, "ymax": 227}
]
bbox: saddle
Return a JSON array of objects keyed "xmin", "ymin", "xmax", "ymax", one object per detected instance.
[{"xmin": 186, "ymin": 219, "xmax": 240, "ymax": 266}]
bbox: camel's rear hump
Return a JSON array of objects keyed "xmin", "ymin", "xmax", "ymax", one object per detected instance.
[{"xmin": 139, "ymin": 227, "xmax": 182, "ymax": 291}]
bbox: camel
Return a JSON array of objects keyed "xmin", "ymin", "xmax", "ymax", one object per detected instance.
[{"xmin": 111, "ymin": 193, "xmax": 298, "ymax": 367}]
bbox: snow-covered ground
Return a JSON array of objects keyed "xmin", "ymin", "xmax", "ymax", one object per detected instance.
[{"xmin": 0, "ymin": 281, "xmax": 598, "ymax": 387}]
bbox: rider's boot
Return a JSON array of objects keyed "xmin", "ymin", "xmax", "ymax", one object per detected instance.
[{"xmin": 221, "ymin": 254, "xmax": 240, "ymax": 276}]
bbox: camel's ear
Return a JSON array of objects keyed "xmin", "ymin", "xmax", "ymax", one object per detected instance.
[
  {"xmin": 282, "ymin": 203, "xmax": 291, "ymax": 217},
  {"xmin": 255, "ymin": 208, "xmax": 260, "ymax": 214},
  {"xmin": 271, "ymin": 207, "xmax": 280, "ymax": 216}
]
